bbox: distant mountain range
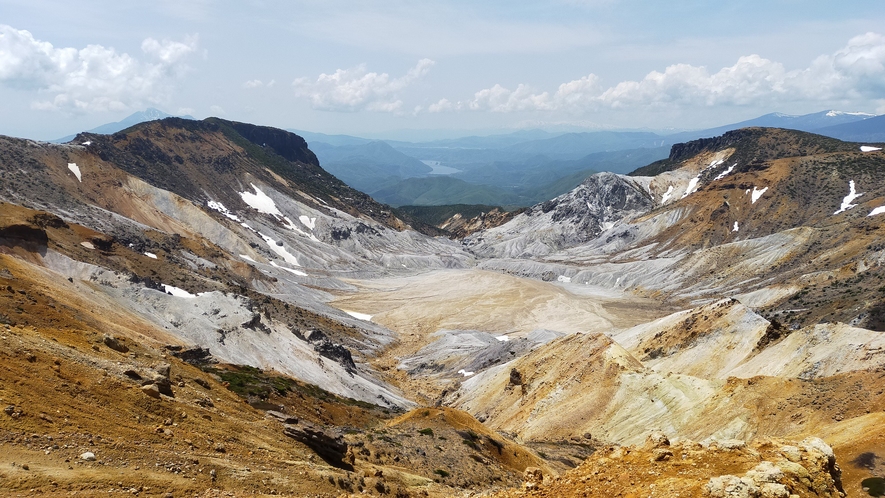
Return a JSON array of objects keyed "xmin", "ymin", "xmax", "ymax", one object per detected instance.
[
  {"xmin": 811, "ymin": 113, "xmax": 885, "ymax": 142},
  {"xmin": 53, "ymin": 109, "xmax": 883, "ymax": 207},
  {"xmin": 302, "ymin": 110, "xmax": 882, "ymax": 207},
  {"xmin": 668, "ymin": 109, "xmax": 879, "ymax": 143},
  {"xmin": 52, "ymin": 108, "xmax": 194, "ymax": 143}
]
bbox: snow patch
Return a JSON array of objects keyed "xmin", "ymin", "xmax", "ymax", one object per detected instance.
[
  {"xmin": 751, "ymin": 186, "xmax": 768, "ymax": 204},
  {"xmin": 207, "ymin": 200, "xmax": 241, "ymax": 222},
  {"xmin": 869, "ymin": 206, "xmax": 885, "ymax": 217},
  {"xmin": 144, "ymin": 252, "xmax": 158, "ymax": 259},
  {"xmin": 714, "ymin": 163, "xmax": 736, "ymax": 181},
  {"xmin": 270, "ymin": 260, "xmax": 307, "ymax": 277},
  {"xmin": 833, "ymin": 180, "xmax": 863, "ymax": 215},
  {"xmin": 681, "ymin": 176, "xmax": 700, "ymax": 198},
  {"xmin": 732, "ymin": 222, "xmax": 739, "ymax": 232},
  {"xmin": 162, "ymin": 284, "xmax": 197, "ymax": 299},
  {"xmin": 557, "ymin": 275, "xmax": 571, "ymax": 283},
  {"xmin": 80, "ymin": 241, "xmax": 94, "ymax": 249},
  {"xmin": 81, "ymin": 141, "xmax": 91, "ymax": 146},
  {"xmin": 344, "ymin": 310, "xmax": 373, "ymax": 321},
  {"xmin": 861, "ymin": 146, "xmax": 882, "ymax": 153},
  {"xmin": 495, "ymin": 335, "xmax": 509, "ymax": 342},
  {"xmin": 67, "ymin": 163, "xmax": 82, "ymax": 182},
  {"xmin": 258, "ymin": 233, "xmax": 300, "ymax": 266},
  {"xmin": 709, "ymin": 158, "xmax": 724, "ymax": 167},
  {"xmin": 299, "ymin": 215, "xmax": 316, "ymax": 231},
  {"xmin": 239, "ymin": 183, "xmax": 282, "ymax": 216},
  {"xmin": 457, "ymin": 369, "xmax": 475, "ymax": 377},
  {"xmin": 239, "ymin": 254, "xmax": 257, "ymax": 263},
  {"xmin": 660, "ymin": 185, "xmax": 674, "ymax": 204},
  {"xmin": 283, "ymin": 216, "xmax": 320, "ymax": 241}
]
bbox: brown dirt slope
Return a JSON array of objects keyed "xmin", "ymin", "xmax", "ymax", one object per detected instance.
[{"xmin": 491, "ymin": 433, "xmax": 845, "ymax": 498}]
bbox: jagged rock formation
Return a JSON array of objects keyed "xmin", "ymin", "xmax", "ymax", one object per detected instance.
[
  {"xmin": 464, "ymin": 172, "xmax": 656, "ymax": 258},
  {"xmin": 439, "ymin": 207, "xmax": 521, "ymax": 238}
]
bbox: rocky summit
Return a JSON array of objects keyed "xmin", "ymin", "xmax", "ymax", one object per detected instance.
[{"xmin": 1, "ymin": 118, "xmax": 885, "ymax": 497}]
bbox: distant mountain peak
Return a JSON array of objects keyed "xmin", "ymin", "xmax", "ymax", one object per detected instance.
[
  {"xmin": 51, "ymin": 108, "xmax": 193, "ymax": 143},
  {"xmin": 133, "ymin": 107, "xmax": 171, "ymax": 121},
  {"xmin": 825, "ymin": 109, "xmax": 875, "ymax": 118}
]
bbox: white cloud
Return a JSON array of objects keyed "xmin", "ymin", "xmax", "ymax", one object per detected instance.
[
  {"xmin": 177, "ymin": 107, "xmax": 195, "ymax": 116},
  {"xmin": 243, "ymin": 79, "xmax": 276, "ymax": 89},
  {"xmin": 428, "ymin": 98, "xmax": 454, "ymax": 113},
  {"xmin": 209, "ymin": 104, "xmax": 225, "ymax": 115},
  {"xmin": 293, "ymin": 58, "xmax": 434, "ymax": 112},
  {"xmin": 441, "ymin": 32, "xmax": 885, "ymax": 114},
  {"xmin": 453, "ymin": 74, "xmax": 602, "ymax": 113},
  {"xmin": 0, "ymin": 25, "xmax": 198, "ymax": 113}
]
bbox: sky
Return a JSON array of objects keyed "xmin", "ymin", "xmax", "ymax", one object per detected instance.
[{"xmin": 1, "ymin": 0, "xmax": 885, "ymax": 141}]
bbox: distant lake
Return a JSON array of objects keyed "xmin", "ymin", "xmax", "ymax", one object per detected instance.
[{"xmin": 421, "ymin": 160, "xmax": 462, "ymax": 175}]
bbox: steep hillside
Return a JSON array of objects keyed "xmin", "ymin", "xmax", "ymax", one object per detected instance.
[
  {"xmin": 467, "ymin": 128, "xmax": 885, "ymax": 326},
  {"xmin": 0, "ymin": 118, "xmax": 471, "ymax": 409}
]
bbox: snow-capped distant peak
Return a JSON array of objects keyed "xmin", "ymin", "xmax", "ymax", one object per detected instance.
[{"xmin": 826, "ymin": 110, "xmax": 875, "ymax": 118}]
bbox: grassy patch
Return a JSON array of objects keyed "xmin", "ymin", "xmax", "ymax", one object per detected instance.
[
  {"xmin": 203, "ymin": 364, "xmax": 380, "ymax": 409},
  {"xmin": 862, "ymin": 477, "xmax": 885, "ymax": 497}
]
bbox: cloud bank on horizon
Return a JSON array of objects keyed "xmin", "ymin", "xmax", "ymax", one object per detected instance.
[
  {"xmin": 0, "ymin": 0, "xmax": 884, "ymax": 139},
  {"xmin": 298, "ymin": 32, "xmax": 885, "ymax": 116}
]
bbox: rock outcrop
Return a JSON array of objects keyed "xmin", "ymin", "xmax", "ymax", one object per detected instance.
[
  {"xmin": 463, "ymin": 172, "xmax": 655, "ymax": 258},
  {"xmin": 283, "ymin": 421, "xmax": 350, "ymax": 468}
]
